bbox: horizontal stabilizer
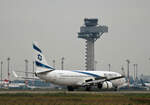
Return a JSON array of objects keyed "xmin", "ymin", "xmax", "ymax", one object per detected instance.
[{"xmin": 12, "ymin": 70, "xmax": 39, "ymax": 80}]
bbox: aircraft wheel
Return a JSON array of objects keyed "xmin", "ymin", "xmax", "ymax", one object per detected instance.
[
  {"xmin": 114, "ymin": 87, "xmax": 118, "ymax": 91},
  {"xmin": 85, "ymin": 86, "xmax": 91, "ymax": 91}
]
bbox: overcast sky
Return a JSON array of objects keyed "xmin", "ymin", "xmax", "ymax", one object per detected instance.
[{"xmin": 0, "ymin": 0, "xmax": 150, "ymax": 79}]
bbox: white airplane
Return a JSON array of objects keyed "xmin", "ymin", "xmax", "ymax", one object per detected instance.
[
  {"xmin": 140, "ymin": 79, "xmax": 150, "ymax": 90},
  {"xmin": 31, "ymin": 42, "xmax": 126, "ymax": 91},
  {"xmin": 0, "ymin": 80, "xmax": 9, "ymax": 88},
  {"xmin": 8, "ymin": 83, "xmax": 26, "ymax": 88}
]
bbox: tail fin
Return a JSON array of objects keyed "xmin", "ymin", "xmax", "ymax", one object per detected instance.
[
  {"xmin": 140, "ymin": 78, "xmax": 146, "ymax": 86},
  {"xmin": 33, "ymin": 42, "xmax": 54, "ymax": 73}
]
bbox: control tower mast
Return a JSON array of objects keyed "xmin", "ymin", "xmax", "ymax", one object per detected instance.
[{"xmin": 78, "ymin": 18, "xmax": 108, "ymax": 70}]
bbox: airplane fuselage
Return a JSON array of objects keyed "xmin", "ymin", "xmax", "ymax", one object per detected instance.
[{"xmin": 37, "ymin": 70, "xmax": 126, "ymax": 88}]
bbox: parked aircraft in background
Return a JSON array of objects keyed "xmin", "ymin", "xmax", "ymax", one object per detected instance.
[
  {"xmin": 0, "ymin": 79, "xmax": 26, "ymax": 89},
  {"xmin": 140, "ymin": 79, "xmax": 150, "ymax": 90},
  {"xmin": 0, "ymin": 79, "xmax": 9, "ymax": 88}
]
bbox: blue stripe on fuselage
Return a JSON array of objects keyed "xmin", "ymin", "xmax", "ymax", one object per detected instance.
[
  {"xmin": 72, "ymin": 71, "xmax": 100, "ymax": 78},
  {"xmin": 33, "ymin": 44, "xmax": 42, "ymax": 53},
  {"xmin": 35, "ymin": 61, "xmax": 54, "ymax": 70}
]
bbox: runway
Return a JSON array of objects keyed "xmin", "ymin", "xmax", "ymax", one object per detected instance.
[{"xmin": 0, "ymin": 90, "xmax": 150, "ymax": 94}]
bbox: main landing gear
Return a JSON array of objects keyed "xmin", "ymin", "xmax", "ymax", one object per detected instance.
[
  {"xmin": 85, "ymin": 86, "xmax": 91, "ymax": 91},
  {"xmin": 67, "ymin": 86, "xmax": 74, "ymax": 91},
  {"xmin": 114, "ymin": 87, "xmax": 119, "ymax": 91}
]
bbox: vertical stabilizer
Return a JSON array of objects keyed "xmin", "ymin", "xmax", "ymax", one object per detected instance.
[
  {"xmin": 140, "ymin": 79, "xmax": 146, "ymax": 86},
  {"xmin": 33, "ymin": 42, "xmax": 54, "ymax": 73}
]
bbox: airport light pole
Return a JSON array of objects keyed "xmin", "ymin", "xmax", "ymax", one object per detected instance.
[
  {"xmin": 32, "ymin": 61, "xmax": 34, "ymax": 78},
  {"xmin": 53, "ymin": 60, "xmax": 56, "ymax": 69},
  {"xmin": 94, "ymin": 61, "xmax": 97, "ymax": 70},
  {"xmin": 25, "ymin": 59, "xmax": 28, "ymax": 78},
  {"xmin": 135, "ymin": 64, "xmax": 138, "ymax": 81},
  {"xmin": 25, "ymin": 59, "xmax": 28, "ymax": 87},
  {"xmin": 7, "ymin": 57, "xmax": 10, "ymax": 88},
  {"xmin": 121, "ymin": 66, "xmax": 125, "ymax": 76},
  {"xmin": 133, "ymin": 64, "xmax": 136, "ymax": 81},
  {"xmin": 61, "ymin": 57, "xmax": 64, "ymax": 70},
  {"xmin": 32, "ymin": 61, "xmax": 35, "ymax": 87},
  {"xmin": 108, "ymin": 64, "xmax": 111, "ymax": 71},
  {"xmin": 126, "ymin": 59, "xmax": 130, "ymax": 88},
  {"xmin": 1, "ymin": 61, "xmax": 3, "ymax": 85},
  {"xmin": 7, "ymin": 57, "xmax": 10, "ymax": 81},
  {"xmin": 149, "ymin": 58, "xmax": 150, "ymax": 71}
]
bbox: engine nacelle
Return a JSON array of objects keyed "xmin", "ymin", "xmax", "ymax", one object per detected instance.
[{"xmin": 98, "ymin": 81, "xmax": 113, "ymax": 89}]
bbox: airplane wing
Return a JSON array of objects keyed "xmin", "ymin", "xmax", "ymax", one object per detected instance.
[
  {"xmin": 82, "ymin": 75, "xmax": 125, "ymax": 86},
  {"xmin": 15, "ymin": 71, "xmax": 35, "ymax": 74},
  {"xmin": 105, "ymin": 75, "xmax": 125, "ymax": 81},
  {"xmin": 140, "ymin": 78, "xmax": 146, "ymax": 86},
  {"xmin": 82, "ymin": 78, "xmax": 105, "ymax": 86}
]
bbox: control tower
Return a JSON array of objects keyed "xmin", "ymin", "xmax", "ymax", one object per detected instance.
[{"xmin": 78, "ymin": 18, "xmax": 108, "ymax": 70}]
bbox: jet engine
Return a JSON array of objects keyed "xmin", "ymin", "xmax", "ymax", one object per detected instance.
[{"xmin": 97, "ymin": 81, "xmax": 113, "ymax": 89}]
